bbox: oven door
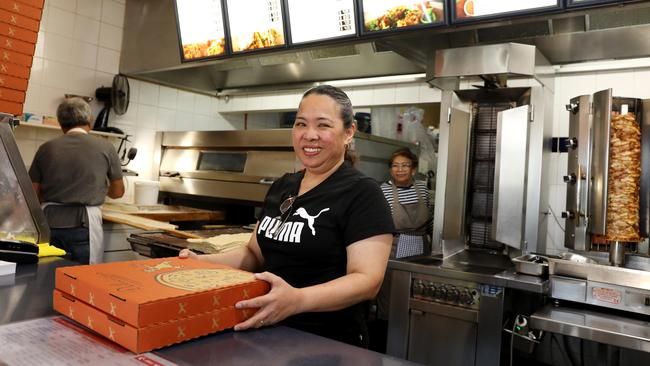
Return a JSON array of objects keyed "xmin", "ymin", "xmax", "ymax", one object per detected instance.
[{"xmin": 408, "ymin": 299, "xmax": 478, "ymax": 366}]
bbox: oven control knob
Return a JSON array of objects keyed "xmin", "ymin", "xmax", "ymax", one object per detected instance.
[
  {"xmin": 561, "ymin": 210, "xmax": 575, "ymax": 220},
  {"xmin": 424, "ymin": 282, "xmax": 435, "ymax": 299},
  {"xmin": 563, "ymin": 174, "xmax": 577, "ymax": 184},
  {"xmin": 459, "ymin": 289, "xmax": 474, "ymax": 305},
  {"xmin": 412, "ymin": 280, "xmax": 424, "ymax": 297},
  {"xmin": 565, "ymin": 137, "xmax": 578, "ymax": 150},
  {"xmin": 437, "ymin": 287, "xmax": 447, "ymax": 300},
  {"xmin": 446, "ymin": 287, "xmax": 459, "ymax": 302}
]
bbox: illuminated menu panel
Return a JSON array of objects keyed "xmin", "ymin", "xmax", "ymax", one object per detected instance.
[
  {"xmin": 287, "ymin": 0, "xmax": 356, "ymax": 44},
  {"xmin": 175, "ymin": 0, "xmax": 226, "ymax": 61},
  {"xmin": 226, "ymin": 0, "xmax": 286, "ymax": 53},
  {"xmin": 567, "ymin": 0, "xmax": 620, "ymax": 6},
  {"xmin": 453, "ymin": 0, "xmax": 558, "ymax": 20},
  {"xmin": 361, "ymin": 0, "xmax": 445, "ymax": 33}
]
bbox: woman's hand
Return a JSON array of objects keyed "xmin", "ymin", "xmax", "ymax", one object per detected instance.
[
  {"xmin": 178, "ymin": 248, "xmax": 199, "ymax": 260},
  {"xmin": 233, "ymin": 272, "xmax": 302, "ymax": 331}
]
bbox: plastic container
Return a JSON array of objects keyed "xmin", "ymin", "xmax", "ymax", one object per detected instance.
[{"xmin": 133, "ymin": 180, "xmax": 160, "ymax": 205}]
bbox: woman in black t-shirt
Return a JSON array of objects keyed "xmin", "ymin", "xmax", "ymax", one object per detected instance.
[{"xmin": 179, "ymin": 85, "xmax": 394, "ymax": 347}]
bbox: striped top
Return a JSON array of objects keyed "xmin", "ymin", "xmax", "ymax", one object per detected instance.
[{"xmin": 380, "ymin": 180, "xmax": 431, "ymax": 212}]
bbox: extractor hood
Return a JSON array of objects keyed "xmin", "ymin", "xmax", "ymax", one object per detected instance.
[{"xmin": 121, "ymin": 0, "xmax": 650, "ymax": 95}]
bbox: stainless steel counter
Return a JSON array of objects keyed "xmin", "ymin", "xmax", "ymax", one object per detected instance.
[
  {"xmin": 0, "ymin": 258, "xmax": 419, "ymax": 366},
  {"xmin": 531, "ymin": 304, "xmax": 650, "ymax": 353},
  {"xmin": 388, "ymin": 251, "xmax": 548, "ymax": 294}
]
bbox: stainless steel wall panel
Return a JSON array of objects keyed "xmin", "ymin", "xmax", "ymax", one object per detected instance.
[
  {"xmin": 442, "ymin": 108, "xmax": 471, "ymax": 242},
  {"xmin": 589, "ymin": 89, "xmax": 613, "ymax": 235},
  {"xmin": 491, "ymin": 106, "xmax": 529, "ymax": 249},
  {"xmin": 564, "ymin": 95, "xmax": 592, "ymax": 251}
]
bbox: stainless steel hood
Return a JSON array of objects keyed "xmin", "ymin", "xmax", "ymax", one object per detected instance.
[{"xmin": 121, "ymin": 0, "xmax": 650, "ymax": 94}]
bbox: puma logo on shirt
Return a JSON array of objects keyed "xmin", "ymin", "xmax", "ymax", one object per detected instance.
[
  {"xmin": 258, "ymin": 206, "xmax": 331, "ymax": 243},
  {"xmin": 293, "ymin": 207, "xmax": 330, "ymax": 235}
]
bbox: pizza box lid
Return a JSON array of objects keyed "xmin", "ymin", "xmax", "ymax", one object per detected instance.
[{"xmin": 55, "ymin": 257, "xmax": 269, "ymax": 328}]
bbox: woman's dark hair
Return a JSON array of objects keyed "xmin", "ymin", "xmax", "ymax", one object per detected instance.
[
  {"xmin": 301, "ymin": 84, "xmax": 357, "ymax": 164},
  {"xmin": 389, "ymin": 148, "xmax": 418, "ymax": 168}
]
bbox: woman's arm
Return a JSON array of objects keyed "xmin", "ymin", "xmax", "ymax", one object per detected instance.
[
  {"xmin": 178, "ymin": 223, "xmax": 264, "ymax": 272},
  {"xmin": 233, "ymin": 233, "xmax": 392, "ymax": 330}
]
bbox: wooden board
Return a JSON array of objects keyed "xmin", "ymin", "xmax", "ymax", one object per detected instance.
[
  {"xmin": 102, "ymin": 202, "xmax": 224, "ymax": 222},
  {"xmin": 101, "ymin": 211, "xmax": 202, "ymax": 239}
]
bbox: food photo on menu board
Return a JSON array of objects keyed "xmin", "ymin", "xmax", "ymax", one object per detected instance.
[
  {"xmin": 227, "ymin": 0, "xmax": 285, "ymax": 52},
  {"xmin": 175, "ymin": 0, "xmax": 226, "ymax": 60},
  {"xmin": 363, "ymin": 0, "xmax": 445, "ymax": 32},
  {"xmin": 454, "ymin": 0, "xmax": 558, "ymax": 19},
  {"xmin": 288, "ymin": 0, "xmax": 356, "ymax": 44}
]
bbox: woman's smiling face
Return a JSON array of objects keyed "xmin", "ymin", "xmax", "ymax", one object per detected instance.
[
  {"xmin": 292, "ymin": 93, "xmax": 354, "ymax": 175},
  {"xmin": 390, "ymin": 155, "xmax": 415, "ymax": 187}
]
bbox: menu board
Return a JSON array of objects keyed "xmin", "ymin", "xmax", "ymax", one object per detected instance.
[
  {"xmin": 361, "ymin": 0, "xmax": 445, "ymax": 33},
  {"xmin": 226, "ymin": 0, "xmax": 286, "ymax": 53},
  {"xmin": 174, "ymin": 0, "xmax": 227, "ymax": 61},
  {"xmin": 287, "ymin": 0, "xmax": 356, "ymax": 44},
  {"xmin": 453, "ymin": 0, "xmax": 559, "ymax": 21},
  {"xmin": 567, "ymin": 0, "xmax": 620, "ymax": 7}
]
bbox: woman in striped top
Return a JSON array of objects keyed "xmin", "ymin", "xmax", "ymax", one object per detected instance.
[{"xmin": 380, "ymin": 148, "xmax": 432, "ymax": 258}]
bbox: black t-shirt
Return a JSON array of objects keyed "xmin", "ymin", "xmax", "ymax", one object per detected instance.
[{"xmin": 257, "ymin": 161, "xmax": 394, "ymax": 346}]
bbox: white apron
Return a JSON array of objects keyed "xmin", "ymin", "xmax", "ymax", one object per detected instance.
[{"xmin": 42, "ymin": 202, "xmax": 104, "ymax": 264}]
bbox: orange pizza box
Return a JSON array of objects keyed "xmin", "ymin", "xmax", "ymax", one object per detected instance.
[
  {"xmin": 0, "ymin": 87, "xmax": 25, "ymax": 103},
  {"xmin": 0, "ymin": 60, "xmax": 30, "ymax": 79},
  {"xmin": 53, "ymin": 289, "xmax": 257, "ymax": 353},
  {"xmin": 0, "ymin": 48, "xmax": 33, "ymax": 67},
  {"xmin": 0, "ymin": 34, "xmax": 35, "ymax": 55},
  {"xmin": 0, "ymin": 9, "xmax": 40, "ymax": 32},
  {"xmin": 55, "ymin": 257, "xmax": 270, "ymax": 328},
  {"xmin": 0, "ymin": 22, "xmax": 37, "ymax": 43},
  {"xmin": 0, "ymin": 73, "xmax": 28, "ymax": 91},
  {"xmin": 0, "ymin": 2, "xmax": 42, "ymax": 21},
  {"xmin": 0, "ymin": 99, "xmax": 22, "ymax": 115},
  {"xmin": 15, "ymin": 0, "xmax": 45, "ymax": 10}
]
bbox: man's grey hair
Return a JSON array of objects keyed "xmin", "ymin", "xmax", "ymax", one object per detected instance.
[{"xmin": 57, "ymin": 97, "xmax": 93, "ymax": 129}]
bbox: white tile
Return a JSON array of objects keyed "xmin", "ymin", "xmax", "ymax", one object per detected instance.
[
  {"xmin": 158, "ymin": 86, "xmax": 178, "ymax": 109},
  {"xmin": 67, "ymin": 66, "xmax": 97, "ymax": 95},
  {"xmin": 44, "ymin": 33, "xmax": 74, "ymax": 63},
  {"xmin": 127, "ymin": 78, "xmax": 140, "ymax": 104},
  {"xmin": 39, "ymin": 5, "xmax": 49, "ymax": 32},
  {"xmin": 349, "ymin": 87, "xmax": 373, "ymax": 107},
  {"xmin": 73, "ymin": 15, "xmax": 100, "ymax": 44},
  {"xmin": 229, "ymin": 95, "xmax": 247, "ymax": 112},
  {"xmin": 99, "ymin": 22, "xmax": 123, "ymax": 51},
  {"xmin": 372, "ymin": 86, "xmax": 396, "ymax": 105},
  {"xmin": 194, "ymin": 94, "xmax": 211, "ymax": 115},
  {"xmin": 95, "ymin": 71, "xmax": 115, "ymax": 89},
  {"xmin": 136, "ymin": 104, "xmax": 158, "ymax": 130},
  {"xmin": 71, "ymin": 41, "xmax": 98, "ymax": 69},
  {"xmin": 40, "ymin": 85, "xmax": 68, "ymax": 116},
  {"xmin": 395, "ymin": 84, "xmax": 420, "ymax": 104},
  {"xmin": 175, "ymin": 112, "xmax": 193, "ymax": 131},
  {"xmin": 17, "ymin": 139, "xmax": 39, "ymax": 167},
  {"xmin": 193, "ymin": 114, "xmax": 212, "ymax": 130},
  {"xmin": 418, "ymin": 84, "xmax": 441, "ymax": 102},
  {"xmin": 216, "ymin": 97, "xmax": 232, "ymax": 112},
  {"xmin": 13, "ymin": 124, "xmax": 38, "ymax": 141},
  {"xmin": 23, "ymin": 83, "xmax": 41, "ymax": 114},
  {"xmin": 34, "ymin": 31, "xmax": 45, "ymax": 58},
  {"xmin": 138, "ymin": 82, "xmax": 159, "ymax": 106},
  {"xmin": 245, "ymin": 94, "xmax": 263, "ymax": 111},
  {"xmin": 177, "ymin": 90, "xmax": 194, "ymax": 112},
  {"xmin": 210, "ymin": 98, "xmax": 219, "ymax": 115},
  {"xmin": 595, "ymin": 70, "xmax": 636, "ymax": 96},
  {"xmin": 157, "ymin": 108, "xmax": 176, "ymax": 131},
  {"xmin": 77, "ymin": 0, "xmax": 102, "ymax": 20},
  {"xmin": 46, "ymin": 7, "xmax": 75, "ymax": 37},
  {"xmin": 42, "ymin": 60, "xmax": 70, "ymax": 88},
  {"xmin": 633, "ymin": 69, "xmax": 650, "ymax": 99},
  {"xmin": 96, "ymin": 47, "xmax": 120, "ymax": 74},
  {"xmin": 28, "ymin": 57, "xmax": 44, "ymax": 85},
  {"xmin": 49, "ymin": 0, "xmax": 77, "ymax": 12},
  {"xmin": 113, "ymin": 102, "xmax": 137, "ymax": 127},
  {"xmin": 101, "ymin": 0, "xmax": 125, "ymax": 28}
]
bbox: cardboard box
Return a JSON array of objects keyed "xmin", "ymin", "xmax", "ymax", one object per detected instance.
[
  {"xmin": 0, "ymin": 98, "xmax": 22, "ymax": 115},
  {"xmin": 0, "ymin": 22, "xmax": 37, "ymax": 44},
  {"xmin": 0, "ymin": 48, "xmax": 33, "ymax": 67},
  {"xmin": 0, "ymin": 86, "xmax": 25, "ymax": 103},
  {"xmin": 0, "ymin": 70, "xmax": 28, "ymax": 91},
  {"xmin": 0, "ymin": 60, "xmax": 30, "ymax": 79},
  {"xmin": 0, "ymin": 34, "xmax": 35, "ymax": 56},
  {"xmin": 53, "ymin": 289, "xmax": 255, "ymax": 353},
  {"xmin": 0, "ymin": 9, "xmax": 40, "ymax": 32},
  {"xmin": 0, "ymin": 2, "xmax": 42, "ymax": 21},
  {"xmin": 55, "ymin": 257, "xmax": 270, "ymax": 328},
  {"xmin": 15, "ymin": 0, "xmax": 44, "ymax": 10}
]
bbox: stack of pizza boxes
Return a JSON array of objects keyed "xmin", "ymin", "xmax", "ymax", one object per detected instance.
[
  {"xmin": 53, "ymin": 257, "xmax": 270, "ymax": 353},
  {"xmin": 0, "ymin": 0, "xmax": 43, "ymax": 116}
]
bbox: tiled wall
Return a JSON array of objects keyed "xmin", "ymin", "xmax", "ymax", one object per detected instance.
[{"xmin": 16, "ymin": 1, "xmax": 650, "ymax": 255}]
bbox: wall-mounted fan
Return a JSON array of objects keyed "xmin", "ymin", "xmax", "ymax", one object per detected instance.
[{"xmin": 93, "ymin": 74, "xmax": 129, "ymax": 134}]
